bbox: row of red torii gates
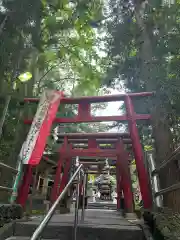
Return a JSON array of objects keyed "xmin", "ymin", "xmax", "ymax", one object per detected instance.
[{"xmin": 16, "ymin": 91, "xmax": 153, "ymax": 212}]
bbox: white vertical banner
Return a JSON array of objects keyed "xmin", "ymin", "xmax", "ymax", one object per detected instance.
[{"xmin": 21, "ymin": 90, "xmax": 63, "ymax": 165}]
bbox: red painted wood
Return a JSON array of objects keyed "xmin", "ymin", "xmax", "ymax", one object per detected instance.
[
  {"xmin": 50, "ymin": 156, "xmax": 65, "ymax": 203},
  {"xmin": 57, "ymin": 138, "xmax": 132, "ymax": 144},
  {"xmin": 56, "ymin": 132, "xmax": 130, "ymax": 138},
  {"xmin": 88, "ymin": 139, "xmax": 97, "ymax": 148},
  {"xmin": 24, "ymin": 114, "xmax": 151, "ymax": 124},
  {"xmin": 22, "ymin": 92, "xmax": 153, "ymax": 210},
  {"xmin": 24, "ymin": 92, "xmax": 153, "ymax": 104},
  {"xmin": 60, "ymin": 148, "xmax": 118, "ymax": 158},
  {"xmin": 17, "ymin": 165, "xmax": 33, "ymax": 207},
  {"xmin": 116, "ymin": 141, "xmax": 134, "ymax": 212},
  {"xmin": 78, "ymin": 103, "xmax": 91, "ymax": 119},
  {"xmin": 116, "ymin": 157, "xmax": 122, "ymax": 209},
  {"xmin": 58, "ymin": 157, "xmax": 72, "ymax": 194},
  {"xmin": 56, "ymin": 132, "xmax": 130, "ymax": 140},
  {"xmin": 125, "ymin": 95, "xmax": 152, "ymax": 209},
  {"xmin": 50, "ymin": 138, "xmax": 68, "ymax": 203}
]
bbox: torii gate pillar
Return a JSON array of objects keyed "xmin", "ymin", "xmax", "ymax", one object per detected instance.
[{"xmin": 125, "ymin": 95, "xmax": 152, "ymax": 209}]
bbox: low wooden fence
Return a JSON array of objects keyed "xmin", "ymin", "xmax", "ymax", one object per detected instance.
[
  {"xmin": 0, "ymin": 161, "xmax": 18, "ymax": 203},
  {"xmin": 0, "ymin": 161, "xmax": 23, "ymax": 227},
  {"xmin": 146, "ymin": 148, "xmax": 180, "ymax": 212}
]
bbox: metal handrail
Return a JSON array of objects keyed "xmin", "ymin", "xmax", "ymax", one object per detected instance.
[
  {"xmin": 81, "ymin": 173, "xmax": 87, "ymax": 222},
  {"xmin": 30, "ymin": 164, "xmax": 83, "ymax": 240},
  {"xmin": 74, "ymin": 170, "xmax": 81, "ymax": 240},
  {"xmin": 145, "ymin": 151, "xmax": 163, "ymax": 208}
]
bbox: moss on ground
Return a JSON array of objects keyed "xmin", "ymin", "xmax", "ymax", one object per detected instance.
[{"xmin": 154, "ymin": 208, "xmax": 180, "ymax": 240}]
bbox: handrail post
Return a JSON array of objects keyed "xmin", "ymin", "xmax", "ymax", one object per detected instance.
[
  {"xmin": 145, "ymin": 151, "xmax": 163, "ymax": 208},
  {"xmin": 81, "ymin": 173, "xmax": 87, "ymax": 222},
  {"xmin": 73, "ymin": 170, "xmax": 81, "ymax": 240}
]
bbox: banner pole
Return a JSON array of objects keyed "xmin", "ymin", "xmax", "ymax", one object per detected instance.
[{"xmin": 10, "ymin": 156, "xmax": 23, "ymax": 203}]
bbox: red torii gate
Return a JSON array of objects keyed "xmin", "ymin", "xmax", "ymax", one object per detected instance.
[
  {"xmin": 50, "ymin": 134, "xmax": 133, "ymax": 212},
  {"xmin": 17, "ymin": 92, "xmax": 152, "ymax": 209}
]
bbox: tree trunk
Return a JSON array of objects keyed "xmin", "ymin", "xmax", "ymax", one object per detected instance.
[
  {"xmin": 0, "ymin": 95, "xmax": 11, "ymax": 140},
  {"xmin": 134, "ymin": 1, "xmax": 177, "ymax": 207}
]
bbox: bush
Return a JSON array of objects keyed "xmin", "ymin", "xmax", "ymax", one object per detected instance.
[{"xmin": 0, "ymin": 204, "xmax": 23, "ymax": 227}]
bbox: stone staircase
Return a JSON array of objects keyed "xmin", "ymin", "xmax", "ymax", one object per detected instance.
[
  {"xmin": 2, "ymin": 210, "xmax": 146, "ymax": 240},
  {"xmin": 88, "ymin": 200, "xmax": 117, "ymax": 210}
]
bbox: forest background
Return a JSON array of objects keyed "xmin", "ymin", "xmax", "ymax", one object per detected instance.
[{"xmin": 0, "ymin": 0, "xmax": 180, "ymax": 207}]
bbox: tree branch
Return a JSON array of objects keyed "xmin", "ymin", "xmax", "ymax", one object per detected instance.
[{"xmin": 37, "ymin": 64, "xmax": 58, "ymax": 90}]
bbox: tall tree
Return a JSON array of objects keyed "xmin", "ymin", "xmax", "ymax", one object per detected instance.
[
  {"xmin": 0, "ymin": 0, "xmax": 108, "ymax": 201},
  {"xmin": 105, "ymin": 0, "xmax": 180, "ymax": 207}
]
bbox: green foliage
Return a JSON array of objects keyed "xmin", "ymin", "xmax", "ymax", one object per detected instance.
[
  {"xmin": 37, "ymin": 0, "xmax": 106, "ymax": 96},
  {"xmin": 0, "ymin": 0, "xmax": 108, "ymax": 201},
  {"xmin": 102, "ymin": 1, "xmax": 180, "ymax": 213},
  {"xmin": 0, "ymin": 0, "xmax": 107, "ymax": 97},
  {"xmin": 104, "ymin": 0, "xmax": 180, "ymax": 151}
]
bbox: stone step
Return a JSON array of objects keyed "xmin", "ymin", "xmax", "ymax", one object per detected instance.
[
  {"xmin": 88, "ymin": 202, "xmax": 116, "ymax": 210},
  {"xmin": 5, "ymin": 210, "xmax": 144, "ymax": 240},
  {"xmin": 13, "ymin": 221, "xmax": 144, "ymax": 240},
  {"xmin": 5, "ymin": 237, "xmax": 56, "ymax": 240}
]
